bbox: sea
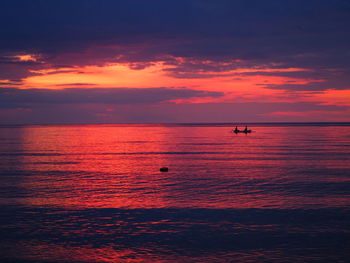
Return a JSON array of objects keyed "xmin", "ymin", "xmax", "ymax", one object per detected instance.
[{"xmin": 0, "ymin": 123, "xmax": 350, "ymax": 263}]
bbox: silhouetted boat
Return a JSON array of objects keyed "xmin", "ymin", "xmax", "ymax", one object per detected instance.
[
  {"xmin": 232, "ymin": 129, "xmax": 252, "ymax": 134},
  {"xmin": 232, "ymin": 126, "xmax": 252, "ymax": 133}
]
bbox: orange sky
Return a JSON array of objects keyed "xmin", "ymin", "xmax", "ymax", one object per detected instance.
[
  {"xmin": 19, "ymin": 60, "xmax": 331, "ymax": 104},
  {"xmin": 1, "ymin": 54, "xmax": 350, "ymax": 122}
]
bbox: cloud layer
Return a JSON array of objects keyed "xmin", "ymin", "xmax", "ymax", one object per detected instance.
[
  {"xmin": 1, "ymin": 0, "xmax": 349, "ymax": 66},
  {"xmin": 0, "ymin": 87, "xmax": 222, "ymax": 108},
  {"xmin": 0, "ymin": 0, "xmax": 350, "ymax": 123}
]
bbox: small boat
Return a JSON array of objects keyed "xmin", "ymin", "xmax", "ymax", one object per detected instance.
[
  {"xmin": 232, "ymin": 126, "xmax": 252, "ymax": 134},
  {"xmin": 232, "ymin": 129, "xmax": 252, "ymax": 133}
]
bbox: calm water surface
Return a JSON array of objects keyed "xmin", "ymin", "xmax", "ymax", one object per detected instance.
[{"xmin": 1, "ymin": 124, "xmax": 350, "ymax": 262}]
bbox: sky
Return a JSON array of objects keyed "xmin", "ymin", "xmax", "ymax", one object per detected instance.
[{"xmin": 1, "ymin": 0, "xmax": 350, "ymax": 124}]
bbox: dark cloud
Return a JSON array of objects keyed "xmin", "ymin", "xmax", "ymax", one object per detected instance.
[
  {"xmin": 55, "ymin": 83, "xmax": 98, "ymax": 87},
  {"xmin": 0, "ymin": 0, "xmax": 349, "ymax": 69},
  {"xmin": 262, "ymin": 71, "xmax": 350, "ymax": 91},
  {"xmin": 0, "ymin": 57, "xmax": 40, "ymax": 65},
  {"xmin": 0, "ymin": 62, "xmax": 42, "ymax": 80},
  {"xmin": 239, "ymin": 68, "xmax": 350, "ymax": 91},
  {"xmin": 0, "ymin": 87, "xmax": 223, "ymax": 108},
  {"xmin": 0, "ymin": 82, "xmax": 21, "ymax": 86}
]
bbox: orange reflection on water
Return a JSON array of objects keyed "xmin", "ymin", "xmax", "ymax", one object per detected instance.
[
  {"xmin": 12, "ymin": 240, "xmax": 269, "ymax": 263},
  {"xmin": 15, "ymin": 125, "xmax": 350, "ymax": 210},
  {"xmin": 19, "ymin": 125, "xmax": 175, "ymax": 209},
  {"xmin": 13, "ymin": 242, "xmax": 160, "ymax": 263}
]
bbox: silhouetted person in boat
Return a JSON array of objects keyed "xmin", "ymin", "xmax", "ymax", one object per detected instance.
[
  {"xmin": 234, "ymin": 126, "xmax": 239, "ymax": 133},
  {"xmin": 244, "ymin": 126, "xmax": 248, "ymax": 132}
]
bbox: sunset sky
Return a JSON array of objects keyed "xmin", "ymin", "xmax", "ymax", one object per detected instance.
[{"xmin": 1, "ymin": 0, "xmax": 350, "ymax": 124}]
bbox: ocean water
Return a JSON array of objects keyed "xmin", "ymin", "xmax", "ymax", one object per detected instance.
[{"xmin": 0, "ymin": 123, "xmax": 350, "ymax": 262}]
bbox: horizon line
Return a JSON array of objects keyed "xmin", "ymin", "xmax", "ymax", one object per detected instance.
[{"xmin": 1, "ymin": 121, "xmax": 350, "ymax": 127}]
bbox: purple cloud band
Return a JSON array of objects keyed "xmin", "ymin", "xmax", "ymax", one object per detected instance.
[{"xmin": 0, "ymin": 87, "xmax": 223, "ymax": 108}]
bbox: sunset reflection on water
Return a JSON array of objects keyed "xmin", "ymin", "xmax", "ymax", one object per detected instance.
[
  {"xmin": 11, "ymin": 124, "xmax": 350, "ymax": 209},
  {"xmin": 1, "ymin": 124, "xmax": 350, "ymax": 262}
]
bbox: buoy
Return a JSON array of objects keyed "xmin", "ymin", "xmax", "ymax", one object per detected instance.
[{"xmin": 160, "ymin": 167, "xmax": 168, "ymax": 172}]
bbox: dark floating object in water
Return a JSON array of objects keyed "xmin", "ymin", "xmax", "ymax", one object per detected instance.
[
  {"xmin": 233, "ymin": 129, "xmax": 252, "ymax": 134},
  {"xmin": 160, "ymin": 167, "xmax": 169, "ymax": 172},
  {"xmin": 232, "ymin": 125, "xmax": 252, "ymax": 134}
]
